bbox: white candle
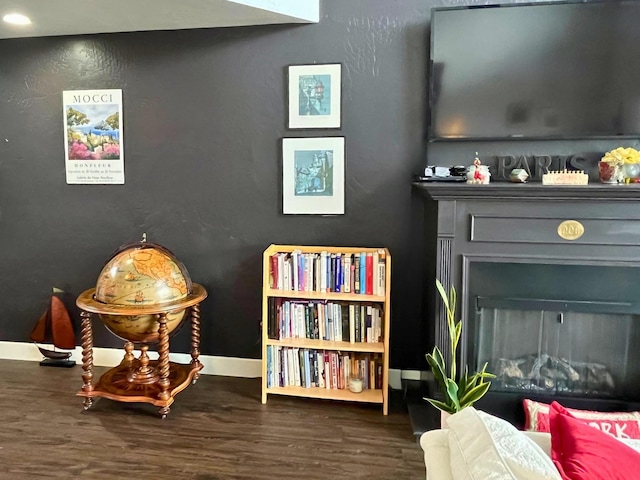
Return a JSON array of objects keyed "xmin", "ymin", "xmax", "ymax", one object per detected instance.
[{"xmin": 349, "ymin": 378, "xmax": 363, "ymax": 393}]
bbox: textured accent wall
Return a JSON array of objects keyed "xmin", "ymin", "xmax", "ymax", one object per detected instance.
[{"xmin": 0, "ymin": 0, "xmax": 565, "ymax": 369}]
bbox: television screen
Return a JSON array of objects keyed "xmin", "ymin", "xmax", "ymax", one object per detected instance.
[{"xmin": 429, "ymin": 1, "xmax": 640, "ymax": 141}]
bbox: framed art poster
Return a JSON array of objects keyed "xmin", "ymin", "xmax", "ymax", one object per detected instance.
[
  {"xmin": 282, "ymin": 136, "xmax": 345, "ymax": 215},
  {"xmin": 63, "ymin": 89, "xmax": 124, "ymax": 184},
  {"xmin": 288, "ymin": 63, "xmax": 342, "ymax": 129}
]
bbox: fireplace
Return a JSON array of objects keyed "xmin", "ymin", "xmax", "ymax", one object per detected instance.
[{"xmin": 413, "ymin": 182, "xmax": 640, "ymax": 427}]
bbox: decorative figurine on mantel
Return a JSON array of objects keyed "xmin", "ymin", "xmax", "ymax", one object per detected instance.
[
  {"xmin": 542, "ymin": 169, "xmax": 589, "ymax": 185},
  {"xmin": 466, "ymin": 153, "xmax": 491, "ymax": 184},
  {"xmin": 509, "ymin": 168, "xmax": 529, "ymax": 183},
  {"xmin": 75, "ymin": 234, "xmax": 207, "ymax": 418}
]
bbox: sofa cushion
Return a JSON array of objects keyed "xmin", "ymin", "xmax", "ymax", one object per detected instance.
[
  {"xmin": 524, "ymin": 399, "xmax": 640, "ymax": 439},
  {"xmin": 549, "ymin": 401, "xmax": 640, "ymax": 480},
  {"xmin": 447, "ymin": 406, "xmax": 561, "ymax": 480},
  {"xmin": 420, "ymin": 429, "xmax": 455, "ymax": 480}
]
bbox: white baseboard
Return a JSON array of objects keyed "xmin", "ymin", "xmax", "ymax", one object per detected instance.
[
  {"xmin": 400, "ymin": 370, "xmax": 433, "ymax": 382},
  {"xmin": 0, "ymin": 341, "xmax": 410, "ymax": 389},
  {"xmin": 0, "ymin": 341, "xmax": 262, "ymax": 378}
]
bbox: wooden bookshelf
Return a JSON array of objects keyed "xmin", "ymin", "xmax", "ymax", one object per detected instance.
[{"xmin": 261, "ymin": 244, "xmax": 391, "ymax": 415}]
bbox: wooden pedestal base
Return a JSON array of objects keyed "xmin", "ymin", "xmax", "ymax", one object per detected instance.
[{"xmin": 77, "ymin": 360, "xmax": 203, "ymax": 418}]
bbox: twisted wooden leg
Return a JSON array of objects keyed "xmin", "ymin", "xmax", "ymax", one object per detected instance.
[
  {"xmin": 157, "ymin": 313, "xmax": 170, "ymax": 405},
  {"xmin": 190, "ymin": 304, "xmax": 202, "ymax": 382},
  {"xmin": 80, "ymin": 310, "xmax": 95, "ymax": 410}
]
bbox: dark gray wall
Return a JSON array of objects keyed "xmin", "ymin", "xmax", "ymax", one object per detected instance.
[
  {"xmin": 0, "ymin": 0, "xmax": 602, "ymax": 369},
  {"xmin": 0, "ymin": 0, "xmax": 438, "ymax": 367}
]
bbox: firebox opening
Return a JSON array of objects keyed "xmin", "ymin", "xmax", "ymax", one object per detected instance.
[{"xmin": 467, "ymin": 262, "xmax": 640, "ymax": 404}]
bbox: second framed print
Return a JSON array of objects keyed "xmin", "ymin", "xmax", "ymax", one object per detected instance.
[
  {"xmin": 282, "ymin": 137, "xmax": 345, "ymax": 215},
  {"xmin": 288, "ymin": 63, "xmax": 342, "ymax": 129}
]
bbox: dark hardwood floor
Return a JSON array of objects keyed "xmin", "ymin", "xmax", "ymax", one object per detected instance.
[{"xmin": 0, "ymin": 360, "xmax": 425, "ymax": 479}]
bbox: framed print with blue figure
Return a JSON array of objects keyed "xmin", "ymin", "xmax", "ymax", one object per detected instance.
[
  {"xmin": 288, "ymin": 63, "xmax": 342, "ymax": 129},
  {"xmin": 282, "ymin": 137, "xmax": 345, "ymax": 215}
]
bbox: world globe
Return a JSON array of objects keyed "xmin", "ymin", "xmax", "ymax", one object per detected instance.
[{"xmin": 94, "ymin": 240, "xmax": 193, "ymax": 343}]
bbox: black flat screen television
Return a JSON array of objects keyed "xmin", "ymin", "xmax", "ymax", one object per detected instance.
[{"xmin": 429, "ymin": 1, "xmax": 640, "ymax": 141}]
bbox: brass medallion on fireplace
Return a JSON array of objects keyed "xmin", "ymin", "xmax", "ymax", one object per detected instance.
[{"xmin": 557, "ymin": 220, "xmax": 584, "ymax": 241}]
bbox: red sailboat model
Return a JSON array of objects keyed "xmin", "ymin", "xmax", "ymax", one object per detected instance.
[{"xmin": 29, "ymin": 292, "xmax": 76, "ymax": 368}]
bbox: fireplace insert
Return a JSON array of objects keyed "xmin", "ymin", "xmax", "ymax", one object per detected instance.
[{"xmin": 467, "ymin": 261, "xmax": 640, "ymax": 425}]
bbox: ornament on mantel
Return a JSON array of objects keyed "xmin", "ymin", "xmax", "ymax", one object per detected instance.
[{"xmin": 466, "ymin": 153, "xmax": 491, "ymax": 184}]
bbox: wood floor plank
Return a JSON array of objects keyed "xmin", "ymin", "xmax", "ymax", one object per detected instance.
[{"xmin": 0, "ymin": 360, "xmax": 425, "ymax": 479}]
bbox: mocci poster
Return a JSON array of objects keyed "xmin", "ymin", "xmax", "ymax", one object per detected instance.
[{"xmin": 63, "ymin": 89, "xmax": 124, "ymax": 184}]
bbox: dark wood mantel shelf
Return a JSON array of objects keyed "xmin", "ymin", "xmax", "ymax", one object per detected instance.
[{"xmin": 412, "ymin": 181, "xmax": 640, "ymax": 201}]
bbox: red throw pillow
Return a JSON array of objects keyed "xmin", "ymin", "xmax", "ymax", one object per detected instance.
[
  {"xmin": 550, "ymin": 401, "xmax": 640, "ymax": 480},
  {"xmin": 523, "ymin": 398, "xmax": 640, "ymax": 439}
]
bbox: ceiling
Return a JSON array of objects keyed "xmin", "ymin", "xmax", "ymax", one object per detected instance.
[{"xmin": 0, "ymin": 0, "xmax": 319, "ymax": 39}]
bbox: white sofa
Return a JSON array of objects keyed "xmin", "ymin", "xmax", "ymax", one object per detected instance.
[
  {"xmin": 420, "ymin": 428, "xmax": 551, "ymax": 480},
  {"xmin": 418, "ymin": 406, "xmax": 640, "ymax": 480},
  {"xmin": 417, "ymin": 407, "xmax": 563, "ymax": 480}
]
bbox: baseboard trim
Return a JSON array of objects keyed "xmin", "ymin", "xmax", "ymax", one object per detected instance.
[
  {"xmin": 0, "ymin": 341, "xmax": 262, "ymax": 378},
  {"xmin": 0, "ymin": 341, "xmax": 409, "ymax": 388}
]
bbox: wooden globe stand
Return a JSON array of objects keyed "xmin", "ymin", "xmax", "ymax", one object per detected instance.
[{"xmin": 75, "ymin": 284, "xmax": 207, "ymax": 418}]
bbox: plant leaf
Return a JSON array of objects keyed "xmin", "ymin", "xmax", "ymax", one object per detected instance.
[
  {"xmin": 449, "ymin": 284, "xmax": 456, "ymax": 312},
  {"xmin": 454, "ymin": 321, "xmax": 462, "ymax": 350},
  {"xmin": 459, "ymin": 381, "xmax": 492, "ymax": 408},
  {"xmin": 435, "ymin": 279, "xmax": 449, "ymax": 311},
  {"xmin": 426, "ymin": 350, "xmax": 448, "ymax": 393},
  {"xmin": 457, "ymin": 368, "xmax": 470, "ymax": 397},
  {"xmin": 478, "ymin": 362, "xmax": 497, "ymax": 379},
  {"xmin": 444, "ymin": 378, "xmax": 461, "ymax": 411},
  {"xmin": 424, "ymin": 398, "xmax": 457, "ymax": 414}
]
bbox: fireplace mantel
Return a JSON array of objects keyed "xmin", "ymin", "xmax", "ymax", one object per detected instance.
[
  {"xmin": 412, "ymin": 181, "xmax": 640, "ymax": 201},
  {"xmin": 413, "ymin": 180, "xmax": 640, "ymax": 426}
]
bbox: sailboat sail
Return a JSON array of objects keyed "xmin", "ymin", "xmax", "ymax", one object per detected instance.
[{"xmin": 30, "ymin": 294, "xmax": 76, "ymax": 360}]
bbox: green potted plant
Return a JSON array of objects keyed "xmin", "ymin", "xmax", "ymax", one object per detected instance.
[{"xmin": 424, "ymin": 279, "xmax": 495, "ymax": 420}]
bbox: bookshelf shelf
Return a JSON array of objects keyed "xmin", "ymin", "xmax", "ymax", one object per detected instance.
[
  {"xmin": 265, "ymin": 386, "xmax": 384, "ymax": 404},
  {"xmin": 266, "ymin": 338, "xmax": 385, "ymax": 353},
  {"xmin": 265, "ymin": 289, "xmax": 386, "ymax": 303},
  {"xmin": 261, "ymin": 244, "xmax": 391, "ymax": 415}
]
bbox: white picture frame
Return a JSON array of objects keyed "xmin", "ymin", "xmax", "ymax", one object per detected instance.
[
  {"xmin": 63, "ymin": 89, "xmax": 124, "ymax": 184},
  {"xmin": 288, "ymin": 63, "xmax": 342, "ymax": 129},
  {"xmin": 282, "ymin": 137, "xmax": 345, "ymax": 215}
]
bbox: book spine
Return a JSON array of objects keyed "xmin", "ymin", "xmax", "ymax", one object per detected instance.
[
  {"xmin": 292, "ymin": 250, "xmax": 299, "ymax": 292},
  {"xmin": 314, "ymin": 255, "xmax": 321, "ymax": 292},
  {"xmin": 341, "ymin": 303, "xmax": 349, "ymax": 343},
  {"xmin": 359, "ymin": 252, "xmax": 366, "ymax": 295},
  {"xmin": 270, "ymin": 254, "xmax": 279, "ymax": 289},
  {"xmin": 372, "ymin": 251, "xmax": 379, "ymax": 296},
  {"xmin": 283, "ymin": 254, "xmax": 291, "ymax": 291},
  {"xmin": 305, "ymin": 303, "xmax": 312, "ymax": 339},
  {"xmin": 324, "ymin": 352, "xmax": 331, "ymax": 389},
  {"xmin": 365, "ymin": 252, "xmax": 373, "ymax": 295},
  {"xmin": 303, "ymin": 348, "xmax": 311, "ymax": 388},
  {"xmin": 317, "ymin": 352, "xmax": 325, "ymax": 388},
  {"xmin": 320, "ymin": 251, "xmax": 328, "ymax": 292},
  {"xmin": 343, "ymin": 254, "xmax": 351, "ymax": 293},
  {"xmin": 266, "ymin": 345, "xmax": 272, "ymax": 388},
  {"xmin": 312, "ymin": 303, "xmax": 319, "ymax": 339},
  {"xmin": 330, "ymin": 352, "xmax": 338, "ymax": 390},
  {"xmin": 349, "ymin": 304, "xmax": 355, "ymax": 343},
  {"xmin": 299, "ymin": 348, "xmax": 306, "ymax": 388}
]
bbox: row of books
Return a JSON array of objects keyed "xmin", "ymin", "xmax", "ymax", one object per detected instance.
[
  {"xmin": 269, "ymin": 250, "xmax": 386, "ymax": 295},
  {"xmin": 265, "ymin": 346, "xmax": 383, "ymax": 390},
  {"xmin": 267, "ymin": 298, "xmax": 383, "ymax": 343}
]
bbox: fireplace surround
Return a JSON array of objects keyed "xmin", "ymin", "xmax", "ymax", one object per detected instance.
[{"xmin": 413, "ymin": 182, "xmax": 640, "ymax": 427}]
